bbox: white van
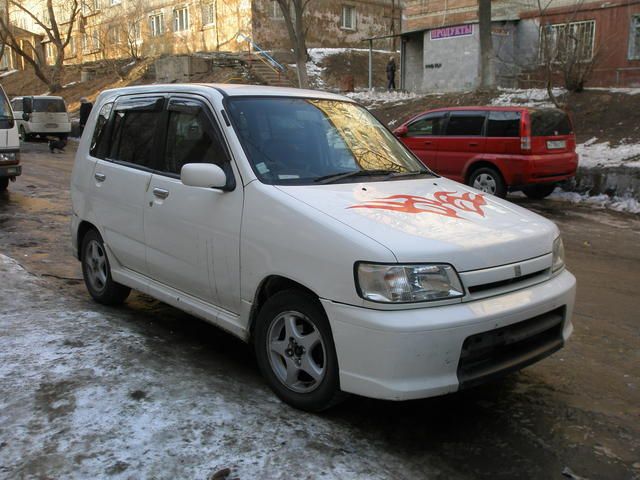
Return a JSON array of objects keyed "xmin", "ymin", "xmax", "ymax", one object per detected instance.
[
  {"xmin": 12, "ymin": 95, "xmax": 71, "ymax": 141},
  {"xmin": 0, "ymin": 84, "xmax": 21, "ymax": 192},
  {"xmin": 70, "ymin": 84, "xmax": 576, "ymax": 411}
]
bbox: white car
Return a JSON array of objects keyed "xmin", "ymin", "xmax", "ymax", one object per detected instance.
[
  {"xmin": 70, "ymin": 84, "xmax": 576, "ymax": 411},
  {"xmin": 11, "ymin": 95, "xmax": 71, "ymax": 141}
]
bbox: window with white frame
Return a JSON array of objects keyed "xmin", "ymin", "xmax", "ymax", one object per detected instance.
[
  {"xmin": 150, "ymin": 12, "xmax": 164, "ymax": 37},
  {"xmin": 46, "ymin": 43, "xmax": 55, "ymax": 64},
  {"xmin": 341, "ymin": 5, "xmax": 356, "ymax": 30},
  {"xmin": 82, "ymin": 32, "xmax": 98, "ymax": 53},
  {"xmin": 110, "ymin": 0, "xmax": 121, "ymax": 5},
  {"xmin": 629, "ymin": 15, "xmax": 640, "ymax": 60},
  {"xmin": 202, "ymin": 2, "xmax": 215, "ymax": 26},
  {"xmin": 539, "ymin": 20, "xmax": 595, "ymax": 63},
  {"xmin": 0, "ymin": 47, "xmax": 11, "ymax": 70},
  {"xmin": 132, "ymin": 20, "xmax": 142, "ymax": 41},
  {"xmin": 270, "ymin": 0, "xmax": 284, "ymax": 19},
  {"xmin": 68, "ymin": 36, "xmax": 76, "ymax": 56},
  {"xmin": 174, "ymin": 7, "xmax": 189, "ymax": 32}
]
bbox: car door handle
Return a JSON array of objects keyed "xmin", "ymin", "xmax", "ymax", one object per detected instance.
[
  {"xmin": 94, "ymin": 172, "xmax": 106, "ymax": 182},
  {"xmin": 424, "ymin": 141, "xmax": 433, "ymax": 145},
  {"xmin": 468, "ymin": 142, "xmax": 479, "ymax": 147},
  {"xmin": 153, "ymin": 187, "xmax": 169, "ymax": 199}
]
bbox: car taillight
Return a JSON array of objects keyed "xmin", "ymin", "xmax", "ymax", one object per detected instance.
[{"xmin": 520, "ymin": 111, "xmax": 531, "ymax": 151}]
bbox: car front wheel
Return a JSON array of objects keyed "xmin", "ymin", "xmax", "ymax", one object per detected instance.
[
  {"xmin": 469, "ymin": 167, "xmax": 507, "ymax": 198},
  {"xmin": 81, "ymin": 229, "xmax": 131, "ymax": 305},
  {"xmin": 254, "ymin": 289, "xmax": 344, "ymax": 411},
  {"xmin": 0, "ymin": 178, "xmax": 8, "ymax": 192}
]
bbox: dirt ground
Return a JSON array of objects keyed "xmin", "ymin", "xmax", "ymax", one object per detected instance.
[{"xmin": 0, "ymin": 140, "xmax": 638, "ymax": 479}]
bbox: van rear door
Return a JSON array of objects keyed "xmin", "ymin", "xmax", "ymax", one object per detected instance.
[{"xmin": 530, "ymin": 109, "xmax": 575, "ymax": 154}]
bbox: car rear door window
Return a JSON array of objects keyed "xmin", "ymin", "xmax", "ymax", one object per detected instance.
[
  {"xmin": 90, "ymin": 102, "xmax": 113, "ymax": 158},
  {"xmin": 108, "ymin": 97, "xmax": 163, "ymax": 168},
  {"xmin": 160, "ymin": 98, "xmax": 230, "ymax": 176},
  {"xmin": 445, "ymin": 112, "xmax": 485, "ymax": 136},
  {"xmin": 407, "ymin": 114, "xmax": 445, "ymax": 136},
  {"xmin": 487, "ymin": 111, "xmax": 521, "ymax": 137},
  {"xmin": 531, "ymin": 110, "xmax": 572, "ymax": 136},
  {"xmin": 33, "ymin": 98, "xmax": 66, "ymax": 113}
]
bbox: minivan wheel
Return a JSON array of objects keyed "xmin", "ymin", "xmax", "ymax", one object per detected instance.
[
  {"xmin": 523, "ymin": 183, "xmax": 556, "ymax": 200},
  {"xmin": 81, "ymin": 229, "xmax": 131, "ymax": 305},
  {"xmin": 254, "ymin": 289, "xmax": 344, "ymax": 412},
  {"xmin": 469, "ymin": 167, "xmax": 507, "ymax": 198},
  {"xmin": 19, "ymin": 126, "xmax": 30, "ymax": 142}
]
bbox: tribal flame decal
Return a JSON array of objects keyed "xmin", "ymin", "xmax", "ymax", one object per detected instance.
[{"xmin": 347, "ymin": 191, "xmax": 487, "ymax": 219}]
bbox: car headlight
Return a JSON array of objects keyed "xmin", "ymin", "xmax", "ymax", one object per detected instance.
[
  {"xmin": 0, "ymin": 152, "xmax": 18, "ymax": 163},
  {"xmin": 552, "ymin": 236, "xmax": 565, "ymax": 273},
  {"xmin": 356, "ymin": 263, "xmax": 464, "ymax": 303}
]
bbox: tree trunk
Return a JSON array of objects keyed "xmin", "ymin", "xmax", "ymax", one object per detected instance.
[
  {"xmin": 278, "ymin": 0, "xmax": 309, "ymax": 88},
  {"xmin": 478, "ymin": 0, "xmax": 494, "ymax": 90}
]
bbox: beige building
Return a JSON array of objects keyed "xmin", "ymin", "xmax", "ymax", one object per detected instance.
[{"xmin": 3, "ymin": 0, "xmax": 400, "ymax": 68}]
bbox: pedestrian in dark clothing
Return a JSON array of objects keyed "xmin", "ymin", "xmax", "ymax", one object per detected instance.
[
  {"xmin": 386, "ymin": 57, "xmax": 396, "ymax": 91},
  {"xmin": 79, "ymin": 97, "xmax": 93, "ymax": 133}
]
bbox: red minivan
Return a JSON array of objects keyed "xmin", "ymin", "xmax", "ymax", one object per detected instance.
[{"xmin": 393, "ymin": 106, "xmax": 578, "ymax": 198}]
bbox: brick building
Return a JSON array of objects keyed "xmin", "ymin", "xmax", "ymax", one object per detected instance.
[
  {"xmin": 1, "ymin": 0, "xmax": 400, "ymax": 69},
  {"xmin": 400, "ymin": 0, "xmax": 640, "ymax": 92}
]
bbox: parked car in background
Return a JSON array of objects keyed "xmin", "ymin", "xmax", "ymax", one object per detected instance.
[
  {"xmin": 393, "ymin": 106, "xmax": 578, "ymax": 199},
  {"xmin": 0, "ymin": 85, "xmax": 21, "ymax": 192},
  {"xmin": 12, "ymin": 95, "xmax": 71, "ymax": 141},
  {"xmin": 71, "ymin": 85, "xmax": 576, "ymax": 411}
]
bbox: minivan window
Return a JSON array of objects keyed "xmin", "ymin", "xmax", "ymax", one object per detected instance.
[
  {"xmin": 487, "ymin": 111, "xmax": 521, "ymax": 137},
  {"xmin": 531, "ymin": 109, "xmax": 572, "ymax": 136},
  {"xmin": 162, "ymin": 100, "xmax": 229, "ymax": 175},
  {"xmin": 33, "ymin": 98, "xmax": 66, "ymax": 113},
  {"xmin": 90, "ymin": 102, "xmax": 113, "ymax": 158},
  {"xmin": 109, "ymin": 109, "xmax": 161, "ymax": 168},
  {"xmin": 226, "ymin": 97, "xmax": 429, "ymax": 185},
  {"xmin": 407, "ymin": 114, "xmax": 444, "ymax": 136},
  {"xmin": 445, "ymin": 113, "xmax": 485, "ymax": 136}
]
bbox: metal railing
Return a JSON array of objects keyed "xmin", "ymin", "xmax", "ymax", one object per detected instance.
[{"xmin": 236, "ymin": 32, "xmax": 287, "ymax": 83}]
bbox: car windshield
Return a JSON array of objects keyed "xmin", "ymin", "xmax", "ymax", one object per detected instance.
[
  {"xmin": 33, "ymin": 98, "xmax": 66, "ymax": 113},
  {"xmin": 0, "ymin": 89, "xmax": 12, "ymax": 119},
  {"xmin": 225, "ymin": 97, "xmax": 431, "ymax": 185},
  {"xmin": 531, "ymin": 109, "xmax": 572, "ymax": 136}
]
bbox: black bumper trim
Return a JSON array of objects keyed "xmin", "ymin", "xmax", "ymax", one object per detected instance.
[{"xmin": 0, "ymin": 164, "xmax": 21, "ymax": 177}]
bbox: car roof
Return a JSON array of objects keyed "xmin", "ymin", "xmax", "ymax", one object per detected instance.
[
  {"xmin": 12, "ymin": 95, "xmax": 65, "ymax": 101},
  {"xmin": 99, "ymin": 83, "xmax": 354, "ymax": 102}
]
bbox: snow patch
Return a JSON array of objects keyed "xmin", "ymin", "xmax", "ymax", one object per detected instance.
[
  {"xmin": 491, "ymin": 88, "xmax": 566, "ymax": 107},
  {"xmin": 548, "ymin": 189, "xmax": 640, "ymax": 214},
  {"xmin": 577, "ymin": 140, "xmax": 640, "ymax": 169},
  {"xmin": 585, "ymin": 87, "xmax": 640, "ymax": 96},
  {"xmin": 346, "ymin": 89, "xmax": 425, "ymax": 107}
]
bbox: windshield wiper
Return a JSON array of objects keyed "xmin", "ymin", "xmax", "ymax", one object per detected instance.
[
  {"xmin": 390, "ymin": 170, "xmax": 430, "ymax": 179},
  {"xmin": 314, "ymin": 169, "xmax": 399, "ymax": 184}
]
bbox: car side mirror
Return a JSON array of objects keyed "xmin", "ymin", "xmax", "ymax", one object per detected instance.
[
  {"xmin": 394, "ymin": 125, "xmax": 408, "ymax": 137},
  {"xmin": 22, "ymin": 112, "xmax": 30, "ymax": 121},
  {"xmin": 181, "ymin": 163, "xmax": 228, "ymax": 190},
  {"xmin": 23, "ymin": 96, "xmax": 33, "ymax": 114}
]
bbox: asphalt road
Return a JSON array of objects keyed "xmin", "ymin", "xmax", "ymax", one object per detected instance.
[{"xmin": 0, "ymin": 140, "xmax": 638, "ymax": 479}]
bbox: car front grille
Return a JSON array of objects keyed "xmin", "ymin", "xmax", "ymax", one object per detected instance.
[
  {"xmin": 457, "ymin": 307, "xmax": 565, "ymax": 389},
  {"xmin": 467, "ymin": 268, "xmax": 549, "ymax": 294}
]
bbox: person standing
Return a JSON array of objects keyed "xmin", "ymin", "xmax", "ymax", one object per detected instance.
[
  {"xmin": 79, "ymin": 97, "xmax": 93, "ymax": 134},
  {"xmin": 386, "ymin": 57, "xmax": 396, "ymax": 91}
]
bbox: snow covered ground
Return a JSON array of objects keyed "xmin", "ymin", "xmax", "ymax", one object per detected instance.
[
  {"xmin": 490, "ymin": 88, "xmax": 567, "ymax": 108},
  {"xmin": 547, "ymin": 190, "xmax": 640, "ymax": 214},
  {"xmin": 577, "ymin": 138, "xmax": 640, "ymax": 169},
  {"xmin": 346, "ymin": 89, "xmax": 426, "ymax": 108},
  {"xmin": 0, "ymin": 254, "xmax": 448, "ymax": 480}
]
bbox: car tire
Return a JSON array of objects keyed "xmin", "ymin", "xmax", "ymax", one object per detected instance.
[
  {"xmin": 469, "ymin": 167, "xmax": 507, "ymax": 198},
  {"xmin": 81, "ymin": 229, "xmax": 131, "ymax": 305},
  {"xmin": 523, "ymin": 184, "xmax": 556, "ymax": 200},
  {"xmin": 254, "ymin": 289, "xmax": 345, "ymax": 412},
  {"xmin": 19, "ymin": 126, "xmax": 31, "ymax": 142},
  {"xmin": 0, "ymin": 178, "xmax": 8, "ymax": 192}
]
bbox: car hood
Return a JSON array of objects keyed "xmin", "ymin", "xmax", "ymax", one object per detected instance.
[{"xmin": 276, "ymin": 177, "xmax": 558, "ymax": 272}]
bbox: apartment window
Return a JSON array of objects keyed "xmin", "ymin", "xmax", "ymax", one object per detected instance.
[
  {"xmin": 110, "ymin": 0, "xmax": 121, "ymax": 5},
  {"xmin": 341, "ymin": 5, "xmax": 356, "ymax": 30},
  {"xmin": 202, "ymin": 2, "xmax": 215, "ymax": 26},
  {"xmin": 108, "ymin": 25, "xmax": 120, "ymax": 44},
  {"xmin": 68, "ymin": 36, "xmax": 76, "ymax": 56},
  {"xmin": 174, "ymin": 7, "xmax": 189, "ymax": 32},
  {"xmin": 539, "ymin": 20, "xmax": 595, "ymax": 63},
  {"xmin": 629, "ymin": 15, "xmax": 640, "ymax": 60},
  {"xmin": 82, "ymin": 0, "xmax": 101, "ymax": 15},
  {"xmin": 132, "ymin": 20, "xmax": 142, "ymax": 41},
  {"xmin": 150, "ymin": 12, "xmax": 164, "ymax": 37},
  {"xmin": 270, "ymin": 1, "xmax": 284, "ymax": 19},
  {"xmin": 0, "ymin": 47, "xmax": 12, "ymax": 70},
  {"xmin": 46, "ymin": 43, "xmax": 55, "ymax": 64}
]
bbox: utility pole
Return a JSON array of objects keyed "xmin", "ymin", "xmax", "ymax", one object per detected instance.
[{"xmin": 478, "ymin": 0, "xmax": 494, "ymax": 89}]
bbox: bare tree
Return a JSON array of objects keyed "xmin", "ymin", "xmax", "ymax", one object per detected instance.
[
  {"xmin": 0, "ymin": 0, "xmax": 80, "ymax": 92},
  {"xmin": 276, "ymin": 0, "xmax": 310, "ymax": 88}
]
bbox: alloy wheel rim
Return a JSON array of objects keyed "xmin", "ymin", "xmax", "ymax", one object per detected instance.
[
  {"xmin": 473, "ymin": 173, "xmax": 497, "ymax": 194},
  {"xmin": 84, "ymin": 239, "xmax": 108, "ymax": 293},
  {"xmin": 266, "ymin": 311, "xmax": 326, "ymax": 393}
]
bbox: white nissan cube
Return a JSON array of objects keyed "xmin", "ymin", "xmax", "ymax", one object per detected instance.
[{"xmin": 71, "ymin": 85, "xmax": 576, "ymax": 411}]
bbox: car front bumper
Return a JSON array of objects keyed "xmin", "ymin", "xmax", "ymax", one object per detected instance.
[
  {"xmin": 321, "ymin": 269, "xmax": 576, "ymax": 401},
  {"xmin": 0, "ymin": 164, "xmax": 21, "ymax": 178}
]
